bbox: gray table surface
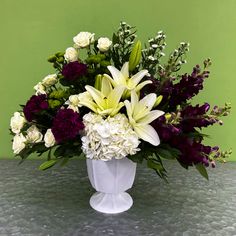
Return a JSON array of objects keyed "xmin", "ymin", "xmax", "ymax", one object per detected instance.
[{"xmin": 0, "ymin": 159, "xmax": 236, "ymax": 236}]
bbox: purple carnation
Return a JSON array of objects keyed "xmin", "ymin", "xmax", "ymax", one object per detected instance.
[
  {"xmin": 51, "ymin": 109, "xmax": 84, "ymax": 143},
  {"xmin": 62, "ymin": 61, "xmax": 87, "ymax": 81},
  {"xmin": 23, "ymin": 94, "xmax": 49, "ymax": 122}
]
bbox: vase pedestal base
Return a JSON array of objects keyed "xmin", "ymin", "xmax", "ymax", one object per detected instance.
[{"xmin": 89, "ymin": 192, "xmax": 133, "ymax": 214}]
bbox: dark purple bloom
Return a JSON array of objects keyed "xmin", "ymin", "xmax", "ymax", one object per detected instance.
[
  {"xmin": 51, "ymin": 109, "xmax": 84, "ymax": 143},
  {"xmin": 180, "ymin": 103, "xmax": 215, "ymax": 132},
  {"xmin": 152, "ymin": 115, "xmax": 214, "ymax": 167},
  {"xmin": 62, "ymin": 61, "xmax": 87, "ymax": 81},
  {"xmin": 152, "ymin": 115, "xmax": 181, "ymax": 142},
  {"xmin": 170, "ymin": 136, "xmax": 211, "ymax": 166},
  {"xmin": 168, "ymin": 65, "xmax": 210, "ymax": 107},
  {"xmin": 23, "ymin": 94, "xmax": 49, "ymax": 122}
]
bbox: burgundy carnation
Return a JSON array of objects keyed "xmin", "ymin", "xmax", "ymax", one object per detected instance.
[
  {"xmin": 51, "ymin": 109, "xmax": 84, "ymax": 143},
  {"xmin": 62, "ymin": 61, "xmax": 87, "ymax": 81},
  {"xmin": 23, "ymin": 94, "xmax": 49, "ymax": 122}
]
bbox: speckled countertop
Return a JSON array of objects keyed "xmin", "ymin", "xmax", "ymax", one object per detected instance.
[{"xmin": 0, "ymin": 160, "xmax": 236, "ymax": 236}]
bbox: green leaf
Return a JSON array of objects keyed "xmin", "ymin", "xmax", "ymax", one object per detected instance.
[
  {"xmin": 60, "ymin": 158, "xmax": 70, "ymax": 167},
  {"xmin": 127, "ymin": 152, "xmax": 144, "ymax": 164},
  {"xmin": 146, "ymin": 154, "xmax": 168, "ymax": 181},
  {"xmin": 112, "ymin": 33, "xmax": 119, "ymax": 44},
  {"xmin": 155, "ymin": 144, "xmax": 181, "ymax": 160},
  {"xmin": 39, "ymin": 159, "xmax": 58, "ymax": 171},
  {"xmin": 195, "ymin": 163, "xmax": 209, "ymax": 180}
]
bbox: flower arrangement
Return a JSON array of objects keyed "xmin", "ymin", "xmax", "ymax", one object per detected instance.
[{"xmin": 10, "ymin": 22, "xmax": 231, "ymax": 180}]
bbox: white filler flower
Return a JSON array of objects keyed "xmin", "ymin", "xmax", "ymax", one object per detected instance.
[
  {"xmin": 26, "ymin": 125, "xmax": 43, "ymax": 143},
  {"xmin": 44, "ymin": 129, "xmax": 56, "ymax": 147},
  {"xmin": 10, "ymin": 112, "xmax": 26, "ymax": 134},
  {"xmin": 73, "ymin": 32, "xmax": 95, "ymax": 48},
  {"xmin": 64, "ymin": 47, "xmax": 78, "ymax": 62},
  {"xmin": 97, "ymin": 37, "xmax": 112, "ymax": 52},
  {"xmin": 12, "ymin": 133, "xmax": 27, "ymax": 154},
  {"xmin": 82, "ymin": 113, "xmax": 140, "ymax": 161}
]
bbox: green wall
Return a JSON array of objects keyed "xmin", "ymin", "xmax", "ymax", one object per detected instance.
[{"xmin": 1, "ymin": 0, "xmax": 235, "ymax": 160}]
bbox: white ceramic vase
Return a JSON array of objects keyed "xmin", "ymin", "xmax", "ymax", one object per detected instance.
[{"xmin": 86, "ymin": 157, "xmax": 137, "ymax": 214}]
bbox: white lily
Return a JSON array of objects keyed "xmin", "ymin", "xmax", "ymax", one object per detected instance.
[
  {"xmin": 124, "ymin": 90, "xmax": 164, "ymax": 146},
  {"xmin": 104, "ymin": 62, "xmax": 152, "ymax": 98},
  {"xmin": 80, "ymin": 77, "xmax": 125, "ymax": 116}
]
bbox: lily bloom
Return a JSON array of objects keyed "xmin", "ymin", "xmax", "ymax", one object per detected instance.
[
  {"xmin": 104, "ymin": 62, "xmax": 152, "ymax": 98},
  {"xmin": 80, "ymin": 77, "xmax": 125, "ymax": 116},
  {"xmin": 124, "ymin": 90, "xmax": 164, "ymax": 146}
]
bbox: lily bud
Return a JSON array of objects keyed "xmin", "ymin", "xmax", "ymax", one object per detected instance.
[
  {"xmin": 95, "ymin": 74, "xmax": 102, "ymax": 90},
  {"xmin": 129, "ymin": 40, "xmax": 141, "ymax": 71},
  {"xmin": 154, "ymin": 95, "xmax": 163, "ymax": 108}
]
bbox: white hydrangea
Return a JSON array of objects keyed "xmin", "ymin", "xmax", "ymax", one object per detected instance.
[{"xmin": 81, "ymin": 113, "xmax": 140, "ymax": 161}]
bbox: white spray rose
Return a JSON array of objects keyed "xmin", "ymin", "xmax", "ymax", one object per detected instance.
[
  {"xmin": 42, "ymin": 74, "xmax": 57, "ymax": 87},
  {"xmin": 34, "ymin": 82, "xmax": 46, "ymax": 95},
  {"xmin": 12, "ymin": 133, "xmax": 27, "ymax": 154},
  {"xmin": 44, "ymin": 129, "xmax": 56, "ymax": 147},
  {"xmin": 73, "ymin": 32, "xmax": 95, "ymax": 48},
  {"xmin": 10, "ymin": 112, "xmax": 26, "ymax": 134},
  {"xmin": 26, "ymin": 125, "xmax": 43, "ymax": 143},
  {"xmin": 97, "ymin": 37, "xmax": 112, "ymax": 52},
  {"xmin": 64, "ymin": 47, "xmax": 78, "ymax": 62},
  {"xmin": 66, "ymin": 92, "xmax": 92, "ymax": 112}
]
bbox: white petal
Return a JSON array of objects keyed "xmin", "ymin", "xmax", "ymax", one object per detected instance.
[
  {"xmin": 79, "ymin": 100, "xmax": 98, "ymax": 113},
  {"xmin": 107, "ymin": 86, "xmax": 125, "ymax": 108},
  {"xmin": 134, "ymin": 124, "xmax": 160, "ymax": 146},
  {"xmin": 135, "ymin": 80, "xmax": 152, "ymax": 92},
  {"xmin": 131, "ymin": 90, "xmax": 139, "ymax": 111},
  {"xmin": 133, "ymin": 93, "xmax": 157, "ymax": 120},
  {"xmin": 107, "ymin": 66, "xmax": 126, "ymax": 85},
  {"xmin": 101, "ymin": 76, "xmax": 112, "ymax": 97},
  {"xmin": 130, "ymin": 70, "xmax": 148, "ymax": 86},
  {"xmin": 103, "ymin": 74, "xmax": 116, "ymax": 87},
  {"xmin": 137, "ymin": 110, "xmax": 165, "ymax": 124},
  {"xmin": 85, "ymin": 85, "xmax": 105, "ymax": 109},
  {"xmin": 121, "ymin": 62, "xmax": 129, "ymax": 79}
]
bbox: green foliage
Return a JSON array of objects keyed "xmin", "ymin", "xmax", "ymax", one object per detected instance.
[
  {"xmin": 195, "ymin": 163, "xmax": 209, "ymax": 180},
  {"xmin": 17, "ymin": 143, "xmax": 49, "ymax": 164},
  {"xmin": 54, "ymin": 143, "xmax": 83, "ymax": 158},
  {"xmin": 155, "ymin": 144, "xmax": 181, "ymax": 160},
  {"xmin": 147, "ymin": 154, "xmax": 168, "ymax": 181},
  {"xmin": 39, "ymin": 159, "xmax": 58, "ymax": 171},
  {"xmin": 111, "ymin": 21, "xmax": 137, "ymax": 69}
]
